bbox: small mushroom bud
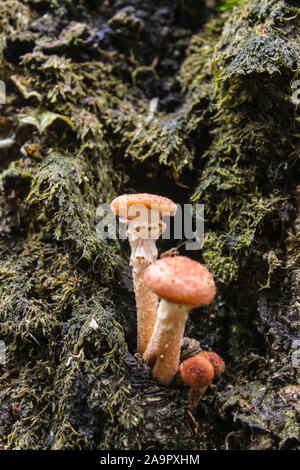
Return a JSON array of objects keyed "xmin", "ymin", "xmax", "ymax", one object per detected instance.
[
  {"xmin": 142, "ymin": 256, "xmax": 216, "ymax": 386},
  {"xmin": 111, "ymin": 193, "xmax": 177, "ymax": 354},
  {"xmin": 179, "ymin": 351, "xmax": 225, "ymax": 407}
]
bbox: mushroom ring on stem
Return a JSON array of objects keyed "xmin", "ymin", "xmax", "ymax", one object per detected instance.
[
  {"xmin": 111, "ymin": 193, "xmax": 177, "ymax": 354},
  {"xmin": 142, "ymin": 256, "xmax": 216, "ymax": 386}
]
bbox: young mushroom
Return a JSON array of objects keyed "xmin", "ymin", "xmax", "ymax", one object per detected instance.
[
  {"xmin": 142, "ymin": 256, "xmax": 216, "ymax": 386},
  {"xmin": 179, "ymin": 351, "xmax": 225, "ymax": 407},
  {"xmin": 198, "ymin": 351, "xmax": 225, "ymax": 377},
  {"xmin": 111, "ymin": 193, "xmax": 177, "ymax": 354}
]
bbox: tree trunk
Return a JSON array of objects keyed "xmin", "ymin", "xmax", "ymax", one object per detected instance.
[{"xmin": 0, "ymin": 0, "xmax": 299, "ymax": 450}]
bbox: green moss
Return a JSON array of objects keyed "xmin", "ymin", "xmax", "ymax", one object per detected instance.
[{"xmin": 218, "ymin": 0, "xmax": 246, "ymax": 12}]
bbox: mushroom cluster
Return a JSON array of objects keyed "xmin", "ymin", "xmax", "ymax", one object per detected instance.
[{"xmin": 111, "ymin": 192, "xmax": 225, "ymax": 403}]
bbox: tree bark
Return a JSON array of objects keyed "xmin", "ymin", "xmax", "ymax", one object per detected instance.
[{"xmin": 0, "ymin": 0, "xmax": 299, "ymax": 450}]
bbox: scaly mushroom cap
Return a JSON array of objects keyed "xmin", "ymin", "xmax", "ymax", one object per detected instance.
[
  {"xmin": 111, "ymin": 193, "xmax": 177, "ymax": 216},
  {"xmin": 143, "ymin": 256, "xmax": 216, "ymax": 306},
  {"xmin": 199, "ymin": 351, "xmax": 225, "ymax": 376},
  {"xmin": 180, "ymin": 355, "xmax": 214, "ymax": 389}
]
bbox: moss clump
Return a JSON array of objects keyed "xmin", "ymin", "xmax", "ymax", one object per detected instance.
[{"xmin": 190, "ymin": 0, "xmax": 299, "ymax": 284}]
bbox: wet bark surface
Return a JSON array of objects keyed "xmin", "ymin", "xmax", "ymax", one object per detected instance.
[{"xmin": 0, "ymin": 0, "xmax": 299, "ymax": 450}]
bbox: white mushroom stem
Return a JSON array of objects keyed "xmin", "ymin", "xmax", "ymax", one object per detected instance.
[
  {"xmin": 143, "ymin": 298, "xmax": 190, "ymax": 386},
  {"xmin": 121, "ymin": 209, "xmax": 166, "ymax": 354}
]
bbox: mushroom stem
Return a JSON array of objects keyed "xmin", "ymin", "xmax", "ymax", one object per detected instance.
[
  {"xmin": 131, "ymin": 259, "xmax": 159, "ymax": 354},
  {"xmin": 125, "ymin": 210, "xmax": 165, "ymax": 354},
  {"xmin": 143, "ymin": 298, "xmax": 190, "ymax": 386}
]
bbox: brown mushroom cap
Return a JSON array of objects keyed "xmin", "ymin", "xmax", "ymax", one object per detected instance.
[
  {"xmin": 199, "ymin": 351, "xmax": 225, "ymax": 376},
  {"xmin": 180, "ymin": 355, "xmax": 214, "ymax": 389},
  {"xmin": 143, "ymin": 256, "xmax": 216, "ymax": 306},
  {"xmin": 111, "ymin": 193, "xmax": 177, "ymax": 216}
]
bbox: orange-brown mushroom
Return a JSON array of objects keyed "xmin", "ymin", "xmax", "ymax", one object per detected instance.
[
  {"xmin": 180, "ymin": 354, "xmax": 214, "ymax": 406},
  {"xmin": 179, "ymin": 351, "xmax": 225, "ymax": 406},
  {"xmin": 142, "ymin": 256, "xmax": 216, "ymax": 386},
  {"xmin": 111, "ymin": 193, "xmax": 177, "ymax": 354}
]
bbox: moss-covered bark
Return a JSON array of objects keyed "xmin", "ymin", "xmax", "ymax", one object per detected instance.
[{"xmin": 0, "ymin": 0, "xmax": 299, "ymax": 450}]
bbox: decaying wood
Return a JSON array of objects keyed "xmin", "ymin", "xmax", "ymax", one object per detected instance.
[{"xmin": 0, "ymin": 0, "xmax": 299, "ymax": 450}]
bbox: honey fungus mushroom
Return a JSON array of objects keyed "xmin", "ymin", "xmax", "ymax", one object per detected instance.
[
  {"xmin": 111, "ymin": 193, "xmax": 177, "ymax": 354},
  {"xmin": 142, "ymin": 256, "xmax": 216, "ymax": 386},
  {"xmin": 179, "ymin": 351, "xmax": 225, "ymax": 407},
  {"xmin": 198, "ymin": 351, "xmax": 225, "ymax": 377}
]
